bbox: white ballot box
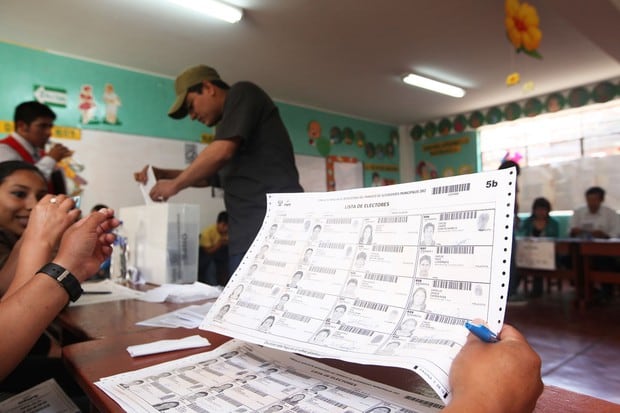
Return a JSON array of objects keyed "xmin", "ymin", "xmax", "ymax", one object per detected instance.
[{"xmin": 118, "ymin": 204, "xmax": 199, "ymax": 285}]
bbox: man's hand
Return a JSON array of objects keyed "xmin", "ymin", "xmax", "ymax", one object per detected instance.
[
  {"xmin": 446, "ymin": 323, "xmax": 543, "ymax": 413},
  {"xmin": 149, "ymin": 179, "xmax": 180, "ymax": 202},
  {"xmin": 47, "ymin": 143, "xmax": 73, "ymax": 162},
  {"xmin": 133, "ymin": 165, "xmax": 149, "ymax": 184}
]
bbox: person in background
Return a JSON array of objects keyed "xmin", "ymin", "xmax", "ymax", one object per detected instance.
[
  {"xmin": 0, "ymin": 197, "xmax": 118, "ymax": 402},
  {"xmin": 445, "ymin": 323, "xmax": 543, "ymax": 413},
  {"xmin": 134, "ymin": 65, "xmax": 303, "ymax": 274},
  {"xmin": 0, "ymin": 101, "xmax": 73, "ymax": 194},
  {"xmin": 569, "ymin": 186, "xmax": 620, "ymax": 301},
  {"xmin": 569, "ymin": 186, "xmax": 619, "ymax": 239},
  {"xmin": 198, "ymin": 211, "xmax": 229, "ymax": 286},
  {"xmin": 518, "ymin": 197, "xmax": 560, "ymax": 298}
]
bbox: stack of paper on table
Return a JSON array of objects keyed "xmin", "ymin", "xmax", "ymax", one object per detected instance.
[{"xmin": 96, "ymin": 168, "xmax": 516, "ymax": 411}]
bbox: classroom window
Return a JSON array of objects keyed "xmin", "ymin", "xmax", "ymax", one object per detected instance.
[{"xmin": 479, "ymin": 99, "xmax": 620, "ymax": 170}]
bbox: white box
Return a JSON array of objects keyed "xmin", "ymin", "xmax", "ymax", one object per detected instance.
[{"xmin": 117, "ymin": 204, "xmax": 200, "ymax": 284}]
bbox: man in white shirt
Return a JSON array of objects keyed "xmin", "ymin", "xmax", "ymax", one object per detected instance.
[
  {"xmin": 569, "ymin": 186, "xmax": 620, "ymax": 239},
  {"xmin": 0, "ymin": 101, "xmax": 72, "ymax": 192}
]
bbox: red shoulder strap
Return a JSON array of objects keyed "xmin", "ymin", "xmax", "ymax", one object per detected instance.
[{"xmin": 0, "ymin": 136, "xmax": 36, "ymax": 164}]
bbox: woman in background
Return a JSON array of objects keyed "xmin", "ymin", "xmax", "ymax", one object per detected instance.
[
  {"xmin": 518, "ymin": 197, "xmax": 560, "ymax": 297},
  {"xmin": 519, "ymin": 197, "xmax": 560, "ymax": 239}
]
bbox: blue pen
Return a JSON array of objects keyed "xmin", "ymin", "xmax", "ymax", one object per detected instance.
[{"xmin": 465, "ymin": 321, "xmax": 499, "ymax": 343}]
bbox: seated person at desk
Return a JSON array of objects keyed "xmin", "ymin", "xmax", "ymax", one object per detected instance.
[
  {"xmin": 0, "ymin": 197, "xmax": 118, "ymax": 397},
  {"xmin": 198, "ymin": 211, "xmax": 229, "ymax": 286},
  {"xmin": 0, "ymin": 161, "xmax": 52, "ymax": 356},
  {"xmin": 570, "ymin": 186, "xmax": 620, "ymax": 301},
  {"xmin": 518, "ymin": 197, "xmax": 560, "ymax": 297},
  {"xmin": 569, "ymin": 186, "xmax": 620, "ymax": 239}
]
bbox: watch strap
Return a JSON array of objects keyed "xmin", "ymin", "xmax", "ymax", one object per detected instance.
[{"xmin": 38, "ymin": 263, "xmax": 83, "ymax": 302}]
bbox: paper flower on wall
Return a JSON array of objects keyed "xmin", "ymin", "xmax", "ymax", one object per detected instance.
[{"xmin": 505, "ymin": 0, "xmax": 542, "ymax": 58}]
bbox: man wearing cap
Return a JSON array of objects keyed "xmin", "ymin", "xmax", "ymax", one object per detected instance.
[{"xmin": 134, "ymin": 65, "xmax": 302, "ymax": 272}]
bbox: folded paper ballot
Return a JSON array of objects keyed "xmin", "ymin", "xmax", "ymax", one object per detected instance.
[
  {"xmin": 138, "ymin": 282, "xmax": 222, "ymax": 303},
  {"xmin": 127, "ymin": 335, "xmax": 211, "ymax": 357}
]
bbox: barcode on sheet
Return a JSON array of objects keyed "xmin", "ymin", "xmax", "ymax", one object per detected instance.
[
  {"xmin": 250, "ymin": 280, "xmax": 275, "ymax": 289},
  {"xmin": 283, "ymin": 312, "xmax": 311, "ymax": 323},
  {"xmin": 309, "ymin": 265, "xmax": 337, "ymax": 274},
  {"xmin": 315, "ymin": 395, "xmax": 348, "ymax": 409},
  {"xmin": 326, "ymin": 218, "xmax": 352, "ymax": 224},
  {"xmin": 378, "ymin": 216, "xmax": 408, "ymax": 223},
  {"xmin": 404, "ymin": 395, "xmax": 445, "ymax": 409},
  {"xmin": 364, "ymin": 272, "xmax": 398, "ymax": 283},
  {"xmin": 318, "ymin": 241, "xmax": 346, "ymax": 249},
  {"xmin": 216, "ymin": 394, "xmax": 242, "ymax": 407},
  {"xmin": 338, "ymin": 324, "xmax": 373, "ymax": 336},
  {"xmin": 432, "ymin": 279, "xmax": 472, "ymax": 291},
  {"xmin": 372, "ymin": 244, "xmax": 405, "ymax": 253},
  {"xmin": 243, "ymin": 384, "xmax": 268, "ymax": 397},
  {"xmin": 264, "ymin": 259, "xmax": 287, "ymax": 267},
  {"xmin": 432, "ymin": 183, "xmax": 471, "ymax": 194},
  {"xmin": 297, "ymin": 289, "xmax": 326, "ymax": 299},
  {"xmin": 410, "ymin": 337, "xmax": 456, "ymax": 347},
  {"xmin": 439, "ymin": 210, "xmax": 477, "ymax": 220},
  {"xmin": 275, "ymin": 239, "xmax": 296, "ymax": 246},
  {"xmin": 353, "ymin": 299, "xmax": 389, "ymax": 312},
  {"xmin": 425, "ymin": 313, "xmax": 467, "ymax": 325},
  {"xmin": 236, "ymin": 301, "xmax": 260, "ymax": 310},
  {"xmin": 336, "ymin": 387, "xmax": 368, "ymax": 398},
  {"xmin": 436, "ymin": 245, "xmax": 474, "ymax": 254}
]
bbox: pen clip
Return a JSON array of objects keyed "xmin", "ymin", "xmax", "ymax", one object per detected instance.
[{"xmin": 465, "ymin": 321, "xmax": 499, "ymax": 343}]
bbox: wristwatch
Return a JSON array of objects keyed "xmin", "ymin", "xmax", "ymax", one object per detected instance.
[{"xmin": 38, "ymin": 263, "xmax": 83, "ymax": 302}]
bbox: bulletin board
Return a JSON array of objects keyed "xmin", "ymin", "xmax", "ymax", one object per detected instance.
[{"xmin": 294, "ymin": 154, "xmax": 327, "ymax": 193}]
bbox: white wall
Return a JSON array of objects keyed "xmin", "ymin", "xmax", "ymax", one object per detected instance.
[{"xmin": 55, "ymin": 130, "xmax": 225, "ymax": 229}]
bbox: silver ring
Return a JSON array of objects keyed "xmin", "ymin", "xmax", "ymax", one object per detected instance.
[{"xmin": 50, "ymin": 198, "xmax": 57, "ymax": 204}]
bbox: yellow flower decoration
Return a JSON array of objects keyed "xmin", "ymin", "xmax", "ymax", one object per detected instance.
[
  {"xmin": 506, "ymin": 72, "xmax": 520, "ymax": 86},
  {"xmin": 505, "ymin": 0, "xmax": 542, "ymax": 58}
]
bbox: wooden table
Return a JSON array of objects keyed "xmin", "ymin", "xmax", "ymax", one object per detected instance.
[
  {"xmin": 62, "ymin": 328, "xmax": 620, "ymax": 413},
  {"xmin": 53, "ymin": 296, "xmax": 211, "ymax": 344},
  {"xmin": 516, "ymin": 238, "xmax": 620, "ymax": 308},
  {"xmin": 579, "ymin": 240, "xmax": 620, "ymax": 304}
]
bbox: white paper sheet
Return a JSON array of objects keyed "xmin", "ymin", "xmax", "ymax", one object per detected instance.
[
  {"xmin": 137, "ymin": 302, "xmax": 215, "ymax": 329},
  {"xmin": 200, "ymin": 168, "xmax": 516, "ymax": 403},
  {"xmin": 127, "ymin": 335, "xmax": 211, "ymax": 357},
  {"xmin": 70, "ymin": 279, "xmax": 146, "ymax": 306},
  {"xmin": 0, "ymin": 379, "xmax": 80, "ymax": 413},
  {"xmin": 97, "ymin": 339, "xmax": 444, "ymax": 412},
  {"xmin": 138, "ymin": 282, "xmax": 222, "ymax": 303},
  {"xmin": 139, "ymin": 165, "xmax": 157, "ymax": 205}
]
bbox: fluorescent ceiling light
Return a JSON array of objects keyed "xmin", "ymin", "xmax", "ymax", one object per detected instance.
[
  {"xmin": 403, "ymin": 73, "xmax": 465, "ymax": 98},
  {"xmin": 168, "ymin": 0, "xmax": 243, "ymax": 23}
]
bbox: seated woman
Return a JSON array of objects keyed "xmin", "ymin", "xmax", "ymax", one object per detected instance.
[
  {"xmin": 0, "ymin": 161, "xmax": 51, "ymax": 356},
  {"xmin": 0, "ymin": 194, "xmax": 118, "ymax": 388},
  {"xmin": 518, "ymin": 197, "xmax": 560, "ymax": 297}
]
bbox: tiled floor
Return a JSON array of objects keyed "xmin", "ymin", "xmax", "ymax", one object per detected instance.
[{"xmin": 505, "ymin": 282, "xmax": 620, "ymax": 404}]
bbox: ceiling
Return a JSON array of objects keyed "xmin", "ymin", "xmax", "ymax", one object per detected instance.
[{"xmin": 1, "ymin": 0, "xmax": 619, "ymax": 125}]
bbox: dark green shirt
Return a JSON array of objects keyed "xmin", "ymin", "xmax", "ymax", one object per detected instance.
[{"xmin": 215, "ymin": 82, "xmax": 303, "ymax": 255}]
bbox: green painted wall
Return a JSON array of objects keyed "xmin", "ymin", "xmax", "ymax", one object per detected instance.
[{"xmin": 0, "ymin": 41, "xmax": 399, "ymax": 185}]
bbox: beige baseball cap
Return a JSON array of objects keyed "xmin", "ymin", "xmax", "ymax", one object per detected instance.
[{"xmin": 168, "ymin": 65, "xmax": 221, "ymax": 119}]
